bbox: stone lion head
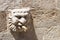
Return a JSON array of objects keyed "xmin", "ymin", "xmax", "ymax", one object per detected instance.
[{"xmin": 8, "ymin": 7, "xmax": 32, "ymax": 32}]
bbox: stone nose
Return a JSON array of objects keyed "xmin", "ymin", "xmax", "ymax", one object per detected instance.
[{"xmin": 18, "ymin": 17, "xmax": 26, "ymax": 24}]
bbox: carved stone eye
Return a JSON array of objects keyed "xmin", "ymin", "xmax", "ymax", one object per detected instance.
[
  {"xmin": 13, "ymin": 12, "xmax": 15, "ymax": 13},
  {"xmin": 15, "ymin": 16, "xmax": 21, "ymax": 19},
  {"xmin": 24, "ymin": 11, "xmax": 26, "ymax": 13}
]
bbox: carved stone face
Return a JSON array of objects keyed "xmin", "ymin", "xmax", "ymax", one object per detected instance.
[{"xmin": 8, "ymin": 8, "xmax": 31, "ymax": 32}]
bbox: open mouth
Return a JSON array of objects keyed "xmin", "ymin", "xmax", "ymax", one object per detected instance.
[
  {"xmin": 17, "ymin": 23, "xmax": 28, "ymax": 32},
  {"xmin": 9, "ymin": 21, "xmax": 27, "ymax": 32},
  {"xmin": 17, "ymin": 26, "xmax": 28, "ymax": 32},
  {"xmin": 9, "ymin": 22, "xmax": 28, "ymax": 32}
]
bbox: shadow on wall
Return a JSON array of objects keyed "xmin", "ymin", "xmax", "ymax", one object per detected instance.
[{"xmin": 10, "ymin": 13, "xmax": 38, "ymax": 40}]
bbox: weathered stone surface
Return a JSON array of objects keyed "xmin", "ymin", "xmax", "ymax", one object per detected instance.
[
  {"xmin": 0, "ymin": 11, "xmax": 7, "ymax": 32},
  {"xmin": 0, "ymin": 0, "xmax": 60, "ymax": 40}
]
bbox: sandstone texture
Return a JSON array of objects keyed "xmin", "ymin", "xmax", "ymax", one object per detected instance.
[{"xmin": 0, "ymin": 0, "xmax": 60, "ymax": 40}]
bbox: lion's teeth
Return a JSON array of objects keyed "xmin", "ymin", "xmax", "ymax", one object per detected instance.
[
  {"xmin": 18, "ymin": 27, "xmax": 21, "ymax": 29},
  {"xmin": 22, "ymin": 26, "xmax": 27, "ymax": 32},
  {"xmin": 18, "ymin": 23, "xmax": 22, "ymax": 26}
]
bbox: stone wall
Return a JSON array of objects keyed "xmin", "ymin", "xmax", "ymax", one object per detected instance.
[{"xmin": 0, "ymin": 0, "xmax": 60, "ymax": 40}]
